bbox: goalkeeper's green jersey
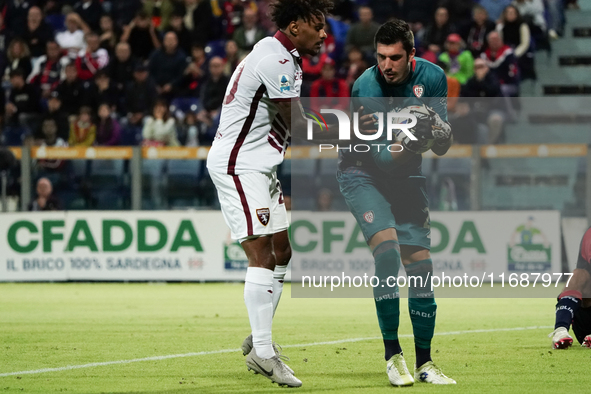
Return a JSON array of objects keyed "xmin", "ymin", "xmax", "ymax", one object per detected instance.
[{"xmin": 339, "ymin": 57, "xmax": 448, "ymax": 177}]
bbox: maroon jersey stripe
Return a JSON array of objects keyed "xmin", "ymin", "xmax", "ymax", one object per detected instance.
[
  {"xmin": 232, "ymin": 175, "xmax": 253, "ymax": 236},
  {"xmin": 227, "ymin": 84, "xmax": 267, "ymax": 175},
  {"xmin": 267, "ymin": 135, "xmax": 283, "ymax": 153}
]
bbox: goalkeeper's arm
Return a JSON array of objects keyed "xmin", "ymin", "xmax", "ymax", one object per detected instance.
[{"xmin": 425, "ymin": 106, "xmax": 453, "ymax": 156}]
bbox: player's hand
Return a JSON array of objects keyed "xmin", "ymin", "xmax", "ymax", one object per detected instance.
[
  {"xmin": 357, "ymin": 106, "xmax": 378, "ymax": 134},
  {"xmin": 424, "ymin": 106, "xmax": 452, "ymax": 143}
]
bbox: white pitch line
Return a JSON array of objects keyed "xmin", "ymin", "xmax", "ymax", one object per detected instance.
[{"xmin": 0, "ymin": 325, "xmax": 553, "ymax": 378}]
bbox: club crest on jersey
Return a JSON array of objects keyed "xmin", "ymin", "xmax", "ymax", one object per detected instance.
[
  {"xmin": 413, "ymin": 84, "xmax": 425, "ymax": 98},
  {"xmin": 256, "ymin": 208, "xmax": 271, "ymax": 226},
  {"xmin": 279, "ymin": 74, "xmax": 291, "ymax": 92},
  {"xmin": 363, "ymin": 211, "xmax": 374, "ymax": 223}
]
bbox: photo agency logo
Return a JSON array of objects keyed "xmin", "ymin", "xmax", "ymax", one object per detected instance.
[{"xmin": 303, "ymin": 107, "xmax": 419, "ymax": 153}]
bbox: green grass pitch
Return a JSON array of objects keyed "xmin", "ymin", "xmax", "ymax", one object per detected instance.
[{"xmin": 1, "ymin": 283, "xmax": 590, "ymax": 393}]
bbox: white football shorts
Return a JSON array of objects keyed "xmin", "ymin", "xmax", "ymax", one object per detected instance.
[{"xmin": 209, "ymin": 171, "xmax": 288, "ymax": 242}]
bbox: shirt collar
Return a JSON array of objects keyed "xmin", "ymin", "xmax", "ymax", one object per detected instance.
[{"xmin": 274, "ymin": 30, "xmax": 302, "ymax": 64}]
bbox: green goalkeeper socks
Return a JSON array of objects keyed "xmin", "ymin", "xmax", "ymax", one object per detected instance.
[
  {"xmin": 373, "ymin": 240, "xmax": 401, "ymax": 344},
  {"xmin": 405, "ymin": 259, "xmax": 437, "ymax": 351}
]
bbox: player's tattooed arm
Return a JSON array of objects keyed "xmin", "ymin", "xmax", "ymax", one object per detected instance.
[{"xmin": 275, "ymin": 100, "xmax": 376, "ymax": 142}]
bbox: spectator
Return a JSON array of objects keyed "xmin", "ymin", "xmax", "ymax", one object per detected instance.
[
  {"xmin": 4, "ymin": 38, "xmax": 32, "ymax": 80},
  {"xmin": 75, "ymin": 32, "xmax": 110, "ymax": 81},
  {"xmin": 422, "ymin": 7, "xmax": 455, "ymax": 57},
  {"xmin": 339, "ymin": 47, "xmax": 368, "ymax": 91},
  {"xmin": 223, "ymin": 0, "xmax": 257, "ymax": 38},
  {"xmin": 437, "ymin": 60, "xmax": 461, "ymax": 112},
  {"xmin": 69, "ymin": 106, "xmax": 96, "ymax": 146},
  {"xmin": 74, "ymin": 0, "xmax": 102, "ymax": 32},
  {"xmin": 438, "ymin": 33, "xmax": 474, "ymax": 85},
  {"xmin": 37, "ymin": 118, "xmax": 68, "ymax": 172},
  {"xmin": 513, "ymin": 0, "xmax": 546, "ymax": 32},
  {"xmin": 460, "ymin": 5, "xmax": 496, "ymax": 58},
  {"xmin": 6, "ymin": 0, "xmax": 34, "ymax": 34},
  {"xmin": 546, "ymin": 0, "xmax": 564, "ymax": 39},
  {"xmin": 497, "ymin": 5, "xmax": 535, "ymax": 81},
  {"xmin": 111, "ymin": 0, "xmax": 143, "ymax": 27},
  {"xmin": 28, "ymin": 40, "xmax": 66, "ymax": 99},
  {"xmin": 120, "ymin": 10, "xmax": 161, "ymax": 61},
  {"xmin": 458, "ymin": 57, "xmax": 504, "ymax": 144},
  {"xmin": 223, "ymin": 39, "xmax": 240, "ymax": 77},
  {"xmin": 257, "ymin": 0, "xmax": 276, "ymax": 34},
  {"xmin": 482, "ymin": 31, "xmax": 519, "ymax": 97},
  {"xmin": 149, "ymin": 31, "xmax": 188, "ymax": 97},
  {"xmin": 56, "ymin": 63, "xmax": 85, "ymax": 116},
  {"xmin": 176, "ymin": 110, "xmax": 201, "ymax": 146},
  {"xmin": 345, "ymin": 6, "xmax": 380, "ymax": 58},
  {"xmin": 310, "ymin": 57, "xmax": 349, "ymax": 111},
  {"xmin": 22, "ymin": 6, "xmax": 55, "ymax": 59},
  {"xmin": 198, "ymin": 56, "xmax": 229, "ymax": 119},
  {"xmin": 0, "ymin": 13, "xmax": 13, "ymax": 78},
  {"xmin": 56, "ymin": 12, "xmax": 90, "ymax": 58},
  {"xmin": 124, "ymin": 63, "xmax": 157, "ymax": 123},
  {"xmin": 165, "ymin": 11, "xmax": 193, "ymax": 55},
  {"xmin": 28, "ymin": 177, "xmax": 62, "ymax": 211},
  {"xmin": 99, "ymin": 14, "xmax": 121, "ymax": 54},
  {"xmin": 366, "ymin": 0, "xmax": 403, "ymax": 25},
  {"xmin": 83, "ymin": 70, "xmax": 119, "ymax": 110},
  {"xmin": 233, "ymin": 8, "xmax": 266, "ymax": 57},
  {"xmin": 479, "ymin": 0, "xmax": 513, "ymax": 22},
  {"xmin": 184, "ymin": 0, "xmax": 215, "ymax": 47},
  {"xmin": 438, "ymin": 0, "xmax": 474, "ymax": 25},
  {"xmin": 41, "ymin": 91, "xmax": 71, "ymax": 141},
  {"xmin": 5, "ymin": 68, "xmax": 41, "ymax": 134},
  {"xmin": 95, "ymin": 103, "xmax": 121, "ymax": 146},
  {"xmin": 108, "ymin": 42, "xmax": 137, "ymax": 97},
  {"xmin": 405, "ymin": 0, "xmax": 440, "ymax": 27},
  {"xmin": 143, "ymin": 0, "xmax": 176, "ymax": 31},
  {"xmin": 142, "ymin": 100, "xmax": 180, "ymax": 146}
]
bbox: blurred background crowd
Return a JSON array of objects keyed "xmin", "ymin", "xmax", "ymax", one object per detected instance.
[
  {"xmin": 0, "ymin": 0, "xmax": 579, "ymax": 150},
  {"xmin": 0, "ymin": 0, "xmax": 583, "ymax": 211}
]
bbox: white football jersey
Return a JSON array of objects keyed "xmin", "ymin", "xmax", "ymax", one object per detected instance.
[{"xmin": 206, "ymin": 31, "xmax": 302, "ymax": 175}]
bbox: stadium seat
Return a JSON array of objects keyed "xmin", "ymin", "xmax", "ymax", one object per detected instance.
[
  {"xmin": 120, "ymin": 125, "xmax": 143, "ymax": 146},
  {"xmin": 290, "ymin": 158, "xmax": 317, "ymax": 203},
  {"xmin": 205, "ymin": 39, "xmax": 227, "ymax": 59},
  {"xmin": 165, "ymin": 160, "xmax": 202, "ymax": 207},
  {"xmin": 2, "ymin": 126, "xmax": 25, "ymax": 147},
  {"xmin": 45, "ymin": 14, "xmax": 65, "ymax": 31},
  {"xmin": 170, "ymin": 98, "xmax": 200, "ymax": 115},
  {"xmin": 89, "ymin": 160, "xmax": 125, "ymax": 190},
  {"xmin": 142, "ymin": 159, "xmax": 167, "ymax": 209}
]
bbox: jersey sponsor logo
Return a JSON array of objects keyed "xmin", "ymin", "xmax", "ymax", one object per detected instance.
[
  {"xmin": 279, "ymin": 74, "xmax": 291, "ymax": 92},
  {"xmin": 413, "ymin": 84, "xmax": 425, "ymax": 98},
  {"xmin": 256, "ymin": 208, "xmax": 271, "ymax": 226},
  {"xmin": 278, "ymin": 58, "xmax": 289, "ymax": 64},
  {"xmin": 363, "ymin": 210, "xmax": 374, "ymax": 223}
]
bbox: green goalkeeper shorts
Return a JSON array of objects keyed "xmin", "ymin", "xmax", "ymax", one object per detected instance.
[{"xmin": 337, "ymin": 168, "xmax": 431, "ymax": 249}]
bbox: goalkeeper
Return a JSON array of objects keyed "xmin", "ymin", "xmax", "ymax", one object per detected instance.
[{"xmin": 337, "ymin": 20, "xmax": 454, "ymax": 386}]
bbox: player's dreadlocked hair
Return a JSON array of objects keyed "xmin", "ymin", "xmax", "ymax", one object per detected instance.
[
  {"xmin": 270, "ymin": 0, "xmax": 333, "ymax": 30},
  {"xmin": 374, "ymin": 19, "xmax": 415, "ymax": 55}
]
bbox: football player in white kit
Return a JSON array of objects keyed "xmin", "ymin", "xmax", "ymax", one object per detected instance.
[{"xmin": 206, "ymin": 0, "xmax": 334, "ymax": 387}]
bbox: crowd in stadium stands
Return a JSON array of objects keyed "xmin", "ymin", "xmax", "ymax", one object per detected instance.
[{"xmin": 0, "ymin": 0, "xmax": 579, "ymax": 152}]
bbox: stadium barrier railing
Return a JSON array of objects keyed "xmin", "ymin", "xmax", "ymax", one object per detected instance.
[{"xmin": 5, "ymin": 144, "xmax": 591, "ymax": 223}]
